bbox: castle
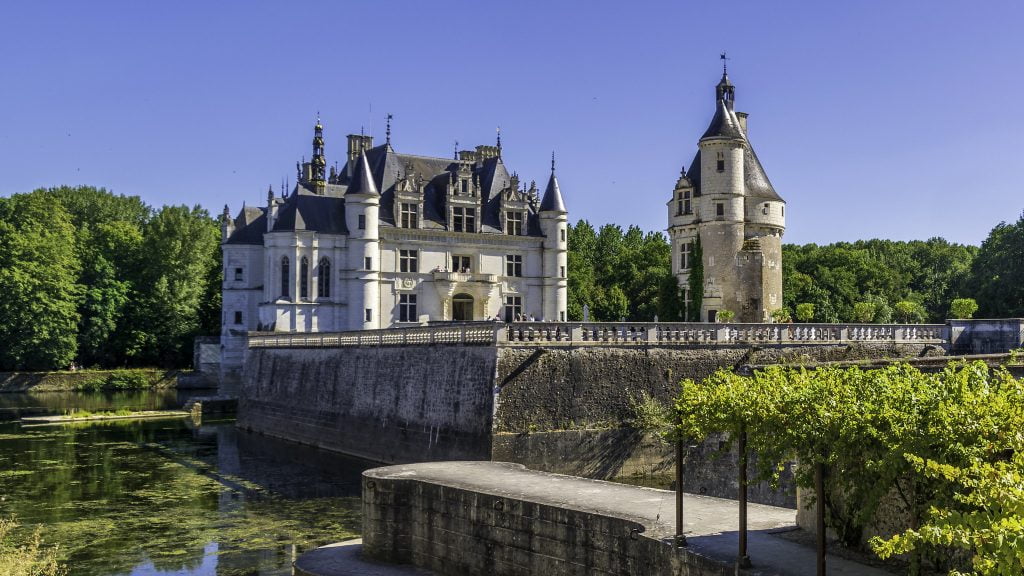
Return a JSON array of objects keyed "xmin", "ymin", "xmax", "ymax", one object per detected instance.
[
  {"xmin": 220, "ymin": 120, "xmax": 568, "ymax": 369},
  {"xmin": 667, "ymin": 70, "xmax": 786, "ymax": 322}
]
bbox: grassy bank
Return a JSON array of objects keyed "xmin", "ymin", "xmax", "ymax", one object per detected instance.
[{"xmin": 0, "ymin": 369, "xmax": 186, "ymax": 393}]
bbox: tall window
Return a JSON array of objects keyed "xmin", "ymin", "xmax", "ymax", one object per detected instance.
[
  {"xmin": 716, "ymin": 152, "xmax": 725, "ymax": 172},
  {"xmin": 233, "ymin": 311, "xmax": 242, "ymax": 324},
  {"xmin": 280, "ymin": 256, "xmax": 289, "ymax": 298},
  {"xmin": 716, "ymin": 203, "xmax": 724, "ymax": 218},
  {"xmin": 299, "ymin": 257, "xmax": 310, "ymax": 299},
  {"xmin": 358, "ymin": 214, "xmax": 366, "ymax": 230},
  {"xmin": 452, "ymin": 255, "xmax": 471, "ymax": 273},
  {"xmin": 505, "ymin": 254, "xmax": 523, "ymax": 277},
  {"xmin": 680, "ymin": 242, "xmax": 693, "ymax": 270},
  {"xmin": 400, "ymin": 203, "xmax": 418, "ymax": 228},
  {"xmin": 399, "ymin": 249, "xmax": 418, "ymax": 273},
  {"xmin": 683, "ymin": 191, "xmax": 691, "ymax": 214},
  {"xmin": 506, "ymin": 211, "xmax": 523, "ymax": 235},
  {"xmin": 399, "ymin": 294, "xmax": 417, "ymax": 322},
  {"xmin": 504, "ymin": 296, "xmax": 522, "ymax": 322},
  {"xmin": 453, "ymin": 207, "xmax": 476, "ymax": 232},
  {"xmin": 318, "ymin": 257, "xmax": 331, "ymax": 298},
  {"xmin": 234, "ymin": 267, "xmax": 243, "ymax": 281}
]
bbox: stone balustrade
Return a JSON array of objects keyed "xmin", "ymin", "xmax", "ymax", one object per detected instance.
[{"xmin": 247, "ymin": 321, "xmax": 950, "ymax": 349}]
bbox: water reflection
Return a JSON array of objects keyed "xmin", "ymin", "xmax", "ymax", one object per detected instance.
[{"xmin": 0, "ymin": 392, "xmax": 369, "ymax": 576}]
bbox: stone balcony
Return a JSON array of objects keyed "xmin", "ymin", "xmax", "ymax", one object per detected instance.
[{"xmin": 430, "ymin": 270, "xmax": 499, "ymax": 284}]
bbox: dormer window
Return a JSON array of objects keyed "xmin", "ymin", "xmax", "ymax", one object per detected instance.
[
  {"xmin": 461, "ymin": 180, "xmax": 469, "ymax": 195},
  {"xmin": 506, "ymin": 211, "xmax": 524, "ymax": 236},
  {"xmin": 716, "ymin": 152, "xmax": 725, "ymax": 172},
  {"xmin": 400, "ymin": 203, "xmax": 418, "ymax": 228}
]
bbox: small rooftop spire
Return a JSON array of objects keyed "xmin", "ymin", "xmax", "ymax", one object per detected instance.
[
  {"xmin": 385, "ymin": 113, "xmax": 393, "ymax": 145},
  {"xmin": 496, "ymin": 126, "xmax": 502, "ymax": 156},
  {"xmin": 720, "ymin": 52, "xmax": 729, "ymax": 75},
  {"xmin": 453, "ymin": 140, "xmax": 459, "ymax": 160},
  {"xmin": 551, "ymin": 150, "xmax": 556, "ymax": 173}
]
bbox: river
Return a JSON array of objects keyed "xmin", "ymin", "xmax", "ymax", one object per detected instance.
[{"xmin": 0, "ymin": 389, "xmax": 370, "ymax": 576}]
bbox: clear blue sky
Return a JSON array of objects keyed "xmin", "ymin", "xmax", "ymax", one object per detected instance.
[{"xmin": 2, "ymin": 1, "xmax": 1021, "ymax": 246}]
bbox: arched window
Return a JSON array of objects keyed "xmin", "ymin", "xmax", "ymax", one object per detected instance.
[
  {"xmin": 280, "ymin": 256, "xmax": 290, "ymax": 298},
  {"xmin": 300, "ymin": 257, "xmax": 309, "ymax": 299},
  {"xmin": 318, "ymin": 257, "xmax": 331, "ymax": 298}
]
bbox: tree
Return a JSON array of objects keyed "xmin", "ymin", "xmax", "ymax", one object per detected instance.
[
  {"xmin": 970, "ymin": 214, "xmax": 1024, "ymax": 318},
  {"xmin": 853, "ymin": 301, "xmax": 877, "ymax": 323},
  {"xmin": 770, "ymin": 307, "xmax": 792, "ymax": 323},
  {"xmin": 795, "ymin": 303, "xmax": 815, "ymax": 322},
  {"xmin": 129, "ymin": 205, "xmax": 220, "ymax": 367},
  {"xmin": 0, "ymin": 194, "xmax": 81, "ymax": 370},
  {"xmin": 894, "ymin": 300, "xmax": 926, "ymax": 323},
  {"xmin": 949, "ymin": 298, "xmax": 979, "ymax": 320},
  {"xmin": 716, "ymin": 309, "xmax": 734, "ymax": 323}
]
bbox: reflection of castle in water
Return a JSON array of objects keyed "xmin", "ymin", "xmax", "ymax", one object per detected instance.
[{"xmin": 188, "ymin": 423, "xmax": 370, "ymax": 575}]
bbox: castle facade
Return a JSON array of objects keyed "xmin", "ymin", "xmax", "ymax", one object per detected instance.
[
  {"xmin": 667, "ymin": 72, "xmax": 786, "ymax": 322},
  {"xmin": 220, "ymin": 121, "xmax": 567, "ymax": 368}
]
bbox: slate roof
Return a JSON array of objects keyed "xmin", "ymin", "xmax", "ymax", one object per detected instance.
[
  {"xmin": 540, "ymin": 171, "xmax": 566, "ymax": 212},
  {"xmin": 271, "ymin": 188, "xmax": 348, "ymax": 234},
  {"xmin": 225, "ymin": 205, "xmax": 267, "ymax": 244}
]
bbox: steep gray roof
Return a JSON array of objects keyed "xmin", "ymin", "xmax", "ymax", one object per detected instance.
[
  {"xmin": 700, "ymin": 99, "xmax": 745, "ymax": 140},
  {"xmin": 225, "ymin": 205, "xmax": 267, "ymax": 244},
  {"xmin": 271, "ymin": 184, "xmax": 348, "ymax": 234},
  {"xmin": 540, "ymin": 171, "xmax": 566, "ymax": 212},
  {"xmin": 346, "ymin": 152, "xmax": 379, "ymax": 196}
]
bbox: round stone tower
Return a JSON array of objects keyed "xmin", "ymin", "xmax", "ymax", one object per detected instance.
[{"xmin": 667, "ymin": 70, "xmax": 786, "ymax": 323}]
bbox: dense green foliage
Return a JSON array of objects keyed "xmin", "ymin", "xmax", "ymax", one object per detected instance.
[
  {"xmin": 783, "ymin": 238, "xmax": 977, "ymax": 323},
  {"xmin": 968, "ymin": 213, "xmax": 1024, "ymax": 318},
  {"xmin": 0, "ymin": 187, "xmax": 220, "ymax": 370},
  {"xmin": 673, "ymin": 362, "xmax": 1024, "ymax": 575},
  {"xmin": 0, "ymin": 517, "xmax": 66, "ymax": 576},
  {"xmin": 567, "ymin": 221, "xmax": 680, "ymax": 321}
]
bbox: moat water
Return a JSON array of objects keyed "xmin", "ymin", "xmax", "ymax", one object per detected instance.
[{"xmin": 0, "ymin": 389, "xmax": 370, "ymax": 576}]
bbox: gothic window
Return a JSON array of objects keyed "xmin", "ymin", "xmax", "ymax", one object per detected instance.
[
  {"xmin": 453, "ymin": 207, "xmax": 476, "ymax": 232},
  {"xmin": 506, "ymin": 211, "xmax": 523, "ymax": 236},
  {"xmin": 234, "ymin": 311, "xmax": 242, "ymax": 324},
  {"xmin": 716, "ymin": 152, "xmax": 725, "ymax": 172},
  {"xmin": 505, "ymin": 254, "xmax": 523, "ymax": 277},
  {"xmin": 400, "ymin": 203, "xmax": 418, "ymax": 228},
  {"xmin": 399, "ymin": 249, "xmax": 419, "ymax": 273},
  {"xmin": 300, "ymin": 257, "xmax": 309, "ymax": 299},
  {"xmin": 681, "ymin": 242, "xmax": 693, "ymax": 270},
  {"xmin": 399, "ymin": 294, "xmax": 417, "ymax": 322},
  {"xmin": 504, "ymin": 296, "xmax": 522, "ymax": 322},
  {"xmin": 234, "ymin": 267, "xmax": 243, "ymax": 281},
  {"xmin": 358, "ymin": 214, "xmax": 366, "ymax": 230},
  {"xmin": 452, "ymin": 255, "xmax": 471, "ymax": 273},
  {"xmin": 280, "ymin": 257, "xmax": 289, "ymax": 298},
  {"xmin": 318, "ymin": 257, "xmax": 331, "ymax": 298}
]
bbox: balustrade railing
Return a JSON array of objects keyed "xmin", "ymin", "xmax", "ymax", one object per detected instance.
[{"xmin": 247, "ymin": 321, "xmax": 950, "ymax": 349}]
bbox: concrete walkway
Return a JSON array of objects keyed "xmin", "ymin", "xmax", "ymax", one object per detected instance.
[
  {"xmin": 294, "ymin": 539, "xmax": 432, "ymax": 576},
  {"xmin": 299, "ymin": 461, "xmax": 896, "ymax": 576}
]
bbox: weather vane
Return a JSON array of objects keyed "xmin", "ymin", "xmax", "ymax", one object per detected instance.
[{"xmin": 720, "ymin": 52, "xmax": 730, "ymax": 74}]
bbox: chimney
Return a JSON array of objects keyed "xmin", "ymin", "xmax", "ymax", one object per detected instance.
[
  {"xmin": 346, "ymin": 134, "xmax": 374, "ymax": 178},
  {"xmin": 736, "ymin": 112, "xmax": 748, "ymax": 135}
]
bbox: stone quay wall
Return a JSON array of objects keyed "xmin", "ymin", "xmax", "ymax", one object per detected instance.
[
  {"xmin": 237, "ymin": 345, "xmax": 498, "ymax": 464},
  {"xmin": 362, "ymin": 463, "xmax": 732, "ymax": 576}
]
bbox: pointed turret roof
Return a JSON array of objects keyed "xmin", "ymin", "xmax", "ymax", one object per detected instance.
[
  {"xmin": 346, "ymin": 151, "xmax": 379, "ymax": 196},
  {"xmin": 540, "ymin": 153, "xmax": 566, "ymax": 212},
  {"xmin": 700, "ymin": 97, "xmax": 745, "ymax": 140}
]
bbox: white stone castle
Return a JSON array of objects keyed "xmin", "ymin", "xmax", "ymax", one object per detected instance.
[
  {"xmin": 219, "ymin": 120, "xmax": 568, "ymax": 369},
  {"xmin": 668, "ymin": 70, "xmax": 786, "ymax": 322}
]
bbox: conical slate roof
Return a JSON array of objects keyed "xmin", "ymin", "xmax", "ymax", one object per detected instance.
[
  {"xmin": 346, "ymin": 152, "xmax": 379, "ymax": 196},
  {"xmin": 700, "ymin": 98, "xmax": 745, "ymax": 140},
  {"xmin": 540, "ymin": 171, "xmax": 566, "ymax": 212}
]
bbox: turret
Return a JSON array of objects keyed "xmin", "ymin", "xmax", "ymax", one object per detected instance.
[
  {"xmin": 345, "ymin": 152, "xmax": 380, "ymax": 330},
  {"xmin": 539, "ymin": 152, "xmax": 568, "ymax": 322},
  {"xmin": 310, "ymin": 119, "xmax": 326, "ymax": 193},
  {"xmin": 221, "ymin": 204, "xmax": 234, "ymax": 242}
]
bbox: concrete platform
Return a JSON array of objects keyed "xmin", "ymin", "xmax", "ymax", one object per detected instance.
[{"xmin": 358, "ymin": 462, "xmax": 897, "ymax": 576}]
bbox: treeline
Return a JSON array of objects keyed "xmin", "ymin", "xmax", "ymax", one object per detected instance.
[
  {"xmin": 0, "ymin": 187, "xmax": 220, "ymax": 371},
  {"xmin": 568, "ymin": 213, "xmax": 1024, "ymax": 323}
]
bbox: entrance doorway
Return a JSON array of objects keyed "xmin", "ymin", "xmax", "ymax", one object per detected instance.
[{"xmin": 452, "ymin": 294, "xmax": 474, "ymax": 321}]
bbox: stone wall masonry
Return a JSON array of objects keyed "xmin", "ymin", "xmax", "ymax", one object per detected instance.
[
  {"xmin": 362, "ymin": 462, "xmax": 737, "ymax": 576},
  {"xmin": 238, "ymin": 345, "xmax": 498, "ymax": 463}
]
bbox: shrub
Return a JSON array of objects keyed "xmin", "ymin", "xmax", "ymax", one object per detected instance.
[
  {"xmin": 770, "ymin": 308, "xmax": 792, "ymax": 323},
  {"xmin": 949, "ymin": 298, "xmax": 979, "ymax": 319},
  {"xmin": 795, "ymin": 302, "xmax": 815, "ymax": 322},
  {"xmin": 0, "ymin": 517, "xmax": 67, "ymax": 576}
]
